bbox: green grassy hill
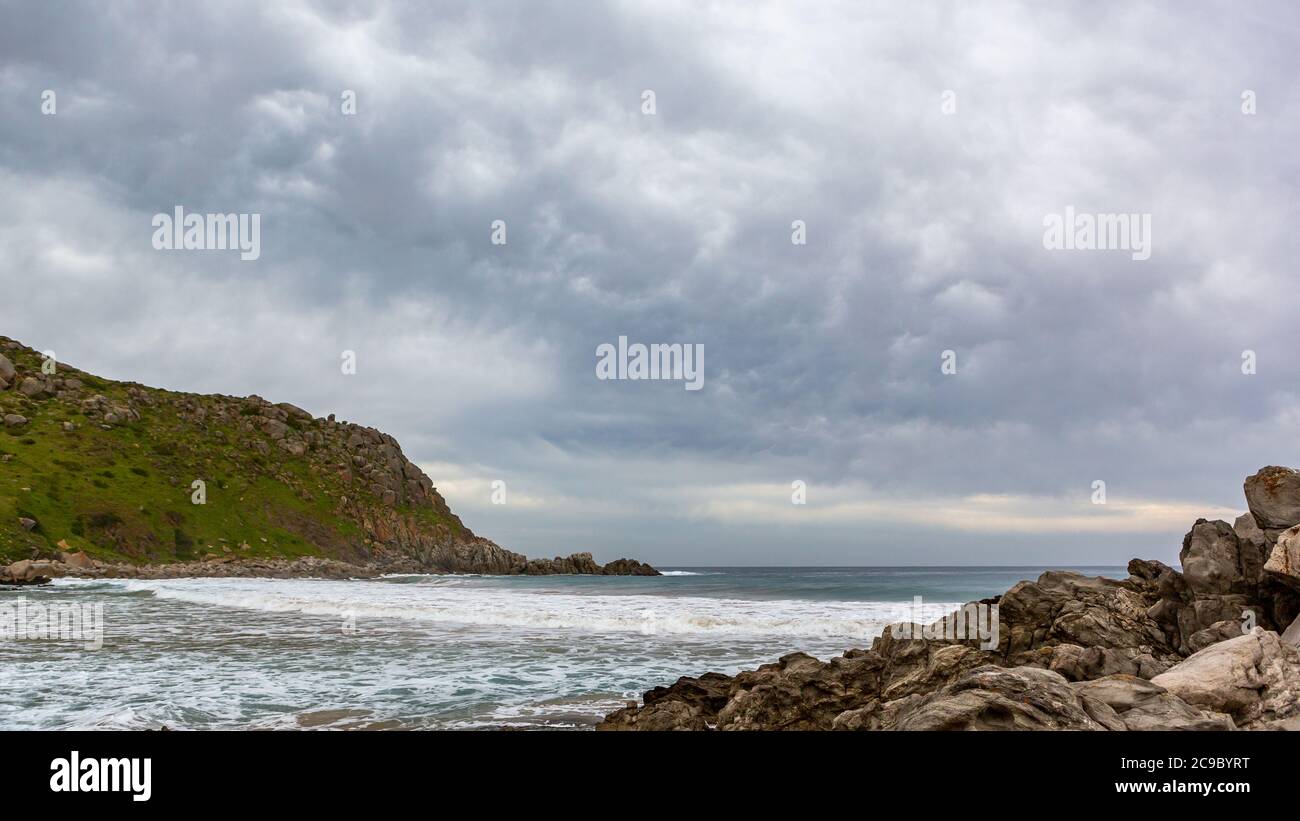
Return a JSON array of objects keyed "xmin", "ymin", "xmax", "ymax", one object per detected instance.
[{"xmin": 0, "ymin": 336, "xmax": 514, "ymax": 571}]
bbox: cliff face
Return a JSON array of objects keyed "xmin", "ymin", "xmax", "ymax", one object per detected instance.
[{"xmin": 0, "ymin": 336, "xmax": 656, "ymax": 576}]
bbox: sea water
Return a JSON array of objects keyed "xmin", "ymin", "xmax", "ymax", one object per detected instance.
[{"xmin": 0, "ymin": 566, "xmax": 1124, "ymax": 730}]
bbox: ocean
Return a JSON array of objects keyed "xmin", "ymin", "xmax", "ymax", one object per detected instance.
[{"xmin": 0, "ymin": 565, "xmax": 1126, "ymax": 730}]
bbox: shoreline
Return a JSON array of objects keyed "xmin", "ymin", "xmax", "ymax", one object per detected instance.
[{"xmin": 1, "ymin": 551, "xmax": 659, "ymax": 585}]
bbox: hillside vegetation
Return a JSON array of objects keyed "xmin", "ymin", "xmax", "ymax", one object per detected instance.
[{"xmin": 0, "ymin": 335, "xmax": 654, "ymax": 576}]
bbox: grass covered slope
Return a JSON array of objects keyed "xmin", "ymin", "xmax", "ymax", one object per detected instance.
[{"xmin": 0, "ymin": 335, "xmax": 618, "ymax": 574}]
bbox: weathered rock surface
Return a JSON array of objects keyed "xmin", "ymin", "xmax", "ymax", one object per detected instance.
[
  {"xmin": 1071, "ymin": 675, "xmax": 1234, "ymax": 731},
  {"xmin": 1150, "ymin": 628, "xmax": 1300, "ymax": 727},
  {"xmin": 1245, "ymin": 466, "xmax": 1300, "ymax": 539},
  {"xmin": 599, "ymin": 558, "xmax": 661, "ymax": 576},
  {"xmin": 1264, "ymin": 525, "xmax": 1300, "ymax": 590},
  {"xmin": 1181, "ymin": 518, "xmax": 1266, "ymax": 594},
  {"xmin": 888, "ymin": 666, "xmax": 1113, "ymax": 730}
]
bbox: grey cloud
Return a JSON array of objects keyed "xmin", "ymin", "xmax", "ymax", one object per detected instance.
[{"xmin": 3, "ymin": 0, "xmax": 1299, "ymax": 564}]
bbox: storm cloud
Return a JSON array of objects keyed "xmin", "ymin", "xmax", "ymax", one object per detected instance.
[{"xmin": 2, "ymin": 0, "xmax": 1298, "ymax": 565}]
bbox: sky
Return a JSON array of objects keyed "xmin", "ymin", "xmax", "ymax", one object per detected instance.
[{"xmin": 2, "ymin": 0, "xmax": 1298, "ymax": 566}]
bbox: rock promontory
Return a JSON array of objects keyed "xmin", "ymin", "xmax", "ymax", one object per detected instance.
[{"xmin": 0, "ymin": 337, "xmax": 656, "ymax": 579}]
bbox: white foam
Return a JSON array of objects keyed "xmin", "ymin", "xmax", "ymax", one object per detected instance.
[{"xmin": 101, "ymin": 577, "xmax": 960, "ymax": 640}]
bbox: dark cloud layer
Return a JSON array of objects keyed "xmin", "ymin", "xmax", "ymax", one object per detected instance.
[{"xmin": 3, "ymin": 0, "xmax": 1298, "ymax": 565}]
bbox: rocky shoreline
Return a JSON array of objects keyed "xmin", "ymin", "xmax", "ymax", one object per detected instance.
[
  {"xmin": 0, "ymin": 550, "xmax": 658, "ymax": 585},
  {"xmin": 599, "ymin": 466, "xmax": 1300, "ymax": 731}
]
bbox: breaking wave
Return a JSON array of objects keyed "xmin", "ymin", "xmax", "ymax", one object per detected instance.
[{"xmin": 93, "ymin": 577, "xmax": 961, "ymax": 640}]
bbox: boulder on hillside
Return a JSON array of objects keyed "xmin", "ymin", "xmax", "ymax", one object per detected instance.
[
  {"xmin": 59, "ymin": 551, "xmax": 95, "ymax": 569},
  {"xmin": 0, "ymin": 352, "xmax": 15, "ymax": 383},
  {"xmin": 17, "ymin": 376, "xmax": 47, "ymax": 399}
]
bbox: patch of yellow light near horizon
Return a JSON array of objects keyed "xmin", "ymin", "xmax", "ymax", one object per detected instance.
[{"xmin": 688, "ymin": 492, "xmax": 1242, "ymax": 534}]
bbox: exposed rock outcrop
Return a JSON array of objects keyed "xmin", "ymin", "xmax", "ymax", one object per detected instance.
[{"xmin": 600, "ymin": 465, "xmax": 1300, "ymax": 731}]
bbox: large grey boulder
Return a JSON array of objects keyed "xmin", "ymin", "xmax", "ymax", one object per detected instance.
[
  {"xmin": 1, "ymin": 560, "xmax": 57, "ymax": 584},
  {"xmin": 17, "ymin": 376, "xmax": 45, "ymax": 398},
  {"xmin": 1180, "ymin": 518, "xmax": 1263, "ymax": 593},
  {"xmin": 0, "ymin": 352, "xmax": 14, "ymax": 383},
  {"xmin": 1150, "ymin": 628, "xmax": 1300, "ymax": 727},
  {"xmin": 1245, "ymin": 466, "xmax": 1300, "ymax": 541}
]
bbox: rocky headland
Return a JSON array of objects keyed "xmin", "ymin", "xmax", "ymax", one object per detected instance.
[
  {"xmin": 599, "ymin": 466, "xmax": 1300, "ymax": 731},
  {"xmin": 0, "ymin": 336, "xmax": 656, "ymax": 581}
]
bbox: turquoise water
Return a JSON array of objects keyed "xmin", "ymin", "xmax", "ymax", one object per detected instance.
[{"xmin": 0, "ymin": 565, "xmax": 1125, "ymax": 730}]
